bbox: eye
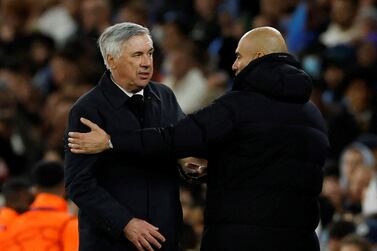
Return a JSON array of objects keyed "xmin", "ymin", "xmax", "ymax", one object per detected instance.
[{"xmin": 132, "ymin": 52, "xmax": 142, "ymax": 57}]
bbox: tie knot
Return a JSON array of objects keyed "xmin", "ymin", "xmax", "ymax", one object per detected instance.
[{"xmin": 128, "ymin": 94, "xmax": 144, "ymax": 105}]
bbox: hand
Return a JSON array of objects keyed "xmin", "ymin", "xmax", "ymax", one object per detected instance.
[
  {"xmin": 178, "ymin": 157, "xmax": 208, "ymax": 178},
  {"xmin": 124, "ymin": 218, "xmax": 166, "ymax": 251},
  {"xmin": 68, "ymin": 117, "xmax": 110, "ymax": 154}
]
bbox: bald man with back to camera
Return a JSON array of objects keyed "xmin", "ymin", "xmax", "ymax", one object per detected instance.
[{"xmin": 68, "ymin": 27, "xmax": 329, "ymax": 251}]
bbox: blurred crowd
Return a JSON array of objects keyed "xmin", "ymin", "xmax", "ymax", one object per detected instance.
[{"xmin": 0, "ymin": 0, "xmax": 377, "ymax": 250}]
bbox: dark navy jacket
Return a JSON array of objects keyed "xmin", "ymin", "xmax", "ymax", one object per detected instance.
[
  {"xmin": 113, "ymin": 53, "xmax": 329, "ymax": 251},
  {"xmin": 64, "ymin": 71, "xmax": 184, "ymax": 251}
]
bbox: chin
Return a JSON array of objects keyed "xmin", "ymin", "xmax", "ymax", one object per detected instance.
[{"xmin": 137, "ymin": 80, "xmax": 150, "ymax": 88}]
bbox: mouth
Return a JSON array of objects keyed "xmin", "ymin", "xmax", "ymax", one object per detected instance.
[{"xmin": 138, "ymin": 72, "xmax": 151, "ymax": 80}]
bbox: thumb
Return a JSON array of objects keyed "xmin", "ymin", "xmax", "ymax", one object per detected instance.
[{"xmin": 80, "ymin": 117, "xmax": 99, "ymax": 130}]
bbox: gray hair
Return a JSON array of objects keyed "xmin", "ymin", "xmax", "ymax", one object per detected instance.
[{"xmin": 98, "ymin": 22, "xmax": 151, "ymax": 69}]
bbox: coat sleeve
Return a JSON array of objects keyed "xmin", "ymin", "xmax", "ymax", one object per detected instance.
[
  {"xmin": 64, "ymin": 104, "xmax": 134, "ymax": 239},
  {"xmin": 111, "ymin": 98, "xmax": 235, "ymax": 159}
]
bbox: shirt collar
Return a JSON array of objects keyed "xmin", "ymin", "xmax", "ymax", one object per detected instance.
[{"xmin": 110, "ymin": 75, "xmax": 144, "ymax": 97}]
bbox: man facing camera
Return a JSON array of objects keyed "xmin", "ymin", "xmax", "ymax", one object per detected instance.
[{"xmin": 64, "ymin": 22, "xmax": 195, "ymax": 251}]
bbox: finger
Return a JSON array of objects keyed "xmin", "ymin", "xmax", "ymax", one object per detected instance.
[
  {"xmin": 149, "ymin": 229, "xmax": 165, "ymax": 243},
  {"xmin": 68, "ymin": 137, "xmax": 81, "ymax": 144},
  {"xmin": 68, "ymin": 132, "xmax": 80, "ymax": 138},
  {"xmin": 80, "ymin": 117, "xmax": 100, "ymax": 130},
  {"xmin": 68, "ymin": 132, "xmax": 88, "ymax": 139},
  {"xmin": 134, "ymin": 241, "xmax": 144, "ymax": 251},
  {"xmin": 70, "ymin": 148, "xmax": 89, "ymax": 154},
  {"xmin": 68, "ymin": 143, "xmax": 81, "ymax": 149},
  {"xmin": 140, "ymin": 238, "xmax": 154, "ymax": 251},
  {"xmin": 144, "ymin": 234, "xmax": 162, "ymax": 249}
]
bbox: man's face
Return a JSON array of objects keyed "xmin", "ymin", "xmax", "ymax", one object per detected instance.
[
  {"xmin": 109, "ymin": 34, "xmax": 154, "ymax": 92},
  {"xmin": 232, "ymin": 37, "xmax": 255, "ymax": 76}
]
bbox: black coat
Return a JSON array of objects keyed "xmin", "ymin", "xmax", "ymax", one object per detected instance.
[
  {"xmin": 114, "ymin": 53, "xmax": 329, "ymax": 251},
  {"xmin": 64, "ymin": 71, "xmax": 184, "ymax": 251}
]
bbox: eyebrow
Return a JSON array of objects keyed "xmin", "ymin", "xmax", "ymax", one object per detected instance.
[{"xmin": 131, "ymin": 47, "xmax": 154, "ymax": 56}]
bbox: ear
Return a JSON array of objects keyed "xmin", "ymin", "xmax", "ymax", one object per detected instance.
[{"xmin": 107, "ymin": 54, "xmax": 116, "ymax": 69}]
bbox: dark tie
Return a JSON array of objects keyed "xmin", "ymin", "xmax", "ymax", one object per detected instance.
[{"xmin": 127, "ymin": 94, "xmax": 144, "ymax": 125}]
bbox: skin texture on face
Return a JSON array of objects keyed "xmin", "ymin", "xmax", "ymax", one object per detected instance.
[
  {"xmin": 107, "ymin": 34, "xmax": 154, "ymax": 93},
  {"xmin": 232, "ymin": 26, "xmax": 288, "ymax": 76}
]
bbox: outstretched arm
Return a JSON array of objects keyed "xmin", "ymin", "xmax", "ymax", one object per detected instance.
[
  {"xmin": 69, "ymin": 99, "xmax": 235, "ymax": 161},
  {"xmin": 69, "ymin": 119, "xmax": 208, "ymax": 179}
]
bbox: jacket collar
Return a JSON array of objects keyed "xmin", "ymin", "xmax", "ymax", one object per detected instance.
[
  {"xmin": 99, "ymin": 70, "xmax": 160, "ymax": 109},
  {"xmin": 30, "ymin": 193, "xmax": 68, "ymax": 212}
]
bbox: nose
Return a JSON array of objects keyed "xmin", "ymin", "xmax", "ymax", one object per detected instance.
[
  {"xmin": 140, "ymin": 54, "xmax": 152, "ymax": 67},
  {"xmin": 232, "ymin": 60, "xmax": 238, "ymax": 72}
]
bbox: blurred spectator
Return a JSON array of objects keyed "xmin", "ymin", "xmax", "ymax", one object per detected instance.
[
  {"xmin": 0, "ymin": 177, "xmax": 33, "ymax": 233},
  {"xmin": 0, "ymin": 0, "xmax": 34, "ymax": 58},
  {"xmin": 287, "ymin": 0, "xmax": 330, "ymax": 55},
  {"xmin": 35, "ymin": 0, "xmax": 79, "ymax": 47},
  {"xmin": 29, "ymin": 32, "xmax": 56, "ymax": 75},
  {"xmin": 322, "ymin": 173, "xmax": 344, "ymax": 214},
  {"xmin": 357, "ymin": 218, "xmax": 377, "ymax": 250},
  {"xmin": 48, "ymin": 48, "xmax": 81, "ymax": 93},
  {"xmin": 79, "ymin": 0, "xmax": 111, "ymax": 38},
  {"xmin": 356, "ymin": 5, "xmax": 377, "ymax": 41},
  {"xmin": 163, "ymin": 43, "xmax": 211, "ymax": 113},
  {"xmin": 159, "ymin": 14, "xmax": 191, "ymax": 75},
  {"xmin": 208, "ymin": 9, "xmax": 240, "ymax": 77},
  {"xmin": 190, "ymin": 0, "xmax": 221, "ymax": 49},
  {"xmin": 0, "ymin": 83, "xmax": 32, "ymax": 177},
  {"xmin": 328, "ymin": 71, "xmax": 377, "ymax": 159},
  {"xmin": 339, "ymin": 143, "xmax": 375, "ymax": 190},
  {"xmin": 321, "ymin": 58, "xmax": 348, "ymax": 116},
  {"xmin": 345, "ymin": 165, "xmax": 372, "ymax": 214},
  {"xmin": 0, "ymin": 161, "xmax": 78, "ymax": 250},
  {"xmin": 320, "ymin": 0, "xmax": 360, "ymax": 47},
  {"xmin": 253, "ymin": 0, "xmax": 284, "ymax": 28},
  {"xmin": 340, "ymin": 234, "xmax": 372, "ymax": 251},
  {"xmin": 114, "ymin": 0, "xmax": 149, "ymax": 26},
  {"xmin": 355, "ymin": 40, "xmax": 377, "ymax": 80},
  {"xmin": 361, "ymin": 164, "xmax": 377, "ymax": 217},
  {"xmin": 327, "ymin": 220, "xmax": 356, "ymax": 251}
]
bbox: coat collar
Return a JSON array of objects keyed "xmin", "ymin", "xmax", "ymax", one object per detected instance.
[
  {"xmin": 232, "ymin": 53, "xmax": 312, "ymax": 103},
  {"xmin": 30, "ymin": 193, "xmax": 68, "ymax": 212},
  {"xmin": 99, "ymin": 70, "xmax": 160, "ymax": 109}
]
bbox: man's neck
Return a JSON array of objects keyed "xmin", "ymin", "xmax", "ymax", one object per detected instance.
[{"xmin": 110, "ymin": 74, "xmax": 144, "ymax": 96}]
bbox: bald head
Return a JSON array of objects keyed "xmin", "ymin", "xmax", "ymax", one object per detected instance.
[{"xmin": 232, "ymin": 27, "xmax": 288, "ymax": 75}]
